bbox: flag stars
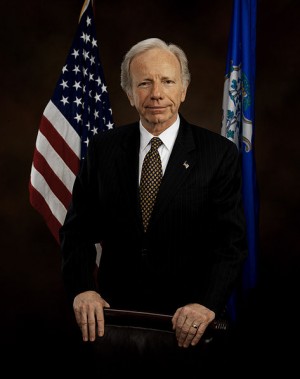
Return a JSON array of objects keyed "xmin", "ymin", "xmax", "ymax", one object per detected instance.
[
  {"xmin": 53, "ymin": 8, "xmax": 114, "ymax": 144},
  {"xmin": 85, "ymin": 33, "xmax": 91, "ymax": 43},
  {"xmin": 62, "ymin": 65, "xmax": 68, "ymax": 73},
  {"xmin": 73, "ymin": 65, "xmax": 80, "ymax": 74},
  {"xmin": 74, "ymin": 113, "xmax": 83, "ymax": 123},
  {"xmin": 94, "ymin": 93, "xmax": 101, "ymax": 102},
  {"xmin": 90, "ymin": 56, "xmax": 95, "ymax": 65},
  {"xmin": 60, "ymin": 80, "xmax": 68, "ymax": 89},
  {"xmin": 83, "ymin": 67, "xmax": 88, "ymax": 77},
  {"xmin": 73, "ymin": 81, "xmax": 82, "ymax": 90},
  {"xmin": 95, "ymin": 76, "xmax": 102, "ymax": 86},
  {"xmin": 72, "ymin": 49, "xmax": 79, "ymax": 59},
  {"xmin": 83, "ymin": 49, "xmax": 90, "ymax": 60},
  {"xmin": 80, "ymin": 32, "xmax": 89, "ymax": 43},
  {"xmin": 94, "ymin": 110, "xmax": 99, "ymax": 119},
  {"xmin": 60, "ymin": 96, "xmax": 69, "ymax": 105},
  {"xmin": 74, "ymin": 97, "xmax": 83, "ymax": 107},
  {"xmin": 91, "ymin": 126, "xmax": 98, "ymax": 135},
  {"xmin": 107, "ymin": 121, "xmax": 114, "ymax": 129}
]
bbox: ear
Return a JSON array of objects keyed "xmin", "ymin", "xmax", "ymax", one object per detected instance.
[
  {"xmin": 180, "ymin": 87, "xmax": 187, "ymax": 103},
  {"xmin": 127, "ymin": 91, "xmax": 135, "ymax": 107}
]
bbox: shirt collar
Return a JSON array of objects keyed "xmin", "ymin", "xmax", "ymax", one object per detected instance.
[{"xmin": 139, "ymin": 115, "xmax": 180, "ymax": 151}]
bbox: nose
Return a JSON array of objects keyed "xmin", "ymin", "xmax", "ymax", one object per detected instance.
[{"xmin": 150, "ymin": 82, "xmax": 163, "ymax": 100}]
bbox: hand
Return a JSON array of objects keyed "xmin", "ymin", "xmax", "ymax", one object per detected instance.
[
  {"xmin": 172, "ymin": 303, "xmax": 215, "ymax": 348},
  {"xmin": 73, "ymin": 290, "xmax": 110, "ymax": 342}
]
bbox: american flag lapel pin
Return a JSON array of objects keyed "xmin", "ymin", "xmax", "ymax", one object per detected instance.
[{"xmin": 183, "ymin": 161, "xmax": 189, "ymax": 169}]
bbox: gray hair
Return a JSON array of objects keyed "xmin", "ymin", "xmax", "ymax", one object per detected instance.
[{"xmin": 120, "ymin": 38, "xmax": 191, "ymax": 95}]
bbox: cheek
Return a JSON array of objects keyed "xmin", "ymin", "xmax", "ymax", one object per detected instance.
[
  {"xmin": 128, "ymin": 93, "xmax": 138, "ymax": 107},
  {"xmin": 133, "ymin": 91, "xmax": 147, "ymax": 106}
]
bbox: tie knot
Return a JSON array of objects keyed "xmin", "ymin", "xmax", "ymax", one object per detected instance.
[{"xmin": 150, "ymin": 137, "xmax": 163, "ymax": 151}]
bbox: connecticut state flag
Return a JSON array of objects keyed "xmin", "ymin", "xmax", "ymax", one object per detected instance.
[{"xmin": 221, "ymin": 0, "xmax": 259, "ymax": 318}]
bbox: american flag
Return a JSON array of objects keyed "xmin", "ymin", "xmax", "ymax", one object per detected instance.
[{"xmin": 29, "ymin": 0, "xmax": 114, "ymax": 244}]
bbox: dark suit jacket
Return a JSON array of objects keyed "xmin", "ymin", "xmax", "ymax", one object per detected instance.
[{"xmin": 60, "ymin": 115, "xmax": 248, "ymax": 317}]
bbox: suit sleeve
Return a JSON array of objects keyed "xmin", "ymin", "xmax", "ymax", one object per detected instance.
[
  {"xmin": 59, "ymin": 138, "xmax": 102, "ymax": 303},
  {"xmin": 202, "ymin": 140, "xmax": 248, "ymax": 315}
]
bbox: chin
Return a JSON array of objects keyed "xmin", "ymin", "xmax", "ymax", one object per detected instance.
[
  {"xmin": 152, "ymin": 118, "xmax": 167, "ymax": 126},
  {"xmin": 147, "ymin": 112, "xmax": 167, "ymax": 123}
]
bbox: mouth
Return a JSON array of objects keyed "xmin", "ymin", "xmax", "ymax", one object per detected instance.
[{"xmin": 146, "ymin": 106, "xmax": 166, "ymax": 112}]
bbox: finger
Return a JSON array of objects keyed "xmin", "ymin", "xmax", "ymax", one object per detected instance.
[
  {"xmin": 182, "ymin": 324, "xmax": 200, "ymax": 348},
  {"xmin": 73, "ymin": 307, "xmax": 89, "ymax": 341},
  {"xmin": 95, "ymin": 305, "xmax": 105, "ymax": 337},
  {"xmin": 174, "ymin": 310, "xmax": 189, "ymax": 333},
  {"xmin": 176, "ymin": 317, "xmax": 203, "ymax": 347},
  {"xmin": 81, "ymin": 321, "xmax": 89, "ymax": 342},
  {"xmin": 95, "ymin": 299, "xmax": 110, "ymax": 337},
  {"xmin": 74, "ymin": 308, "xmax": 82, "ymax": 326},
  {"xmin": 76, "ymin": 312, "xmax": 89, "ymax": 342},
  {"xmin": 87, "ymin": 308, "xmax": 97, "ymax": 341},
  {"xmin": 171, "ymin": 307, "xmax": 182, "ymax": 329},
  {"xmin": 190, "ymin": 324, "xmax": 206, "ymax": 346},
  {"xmin": 103, "ymin": 300, "xmax": 110, "ymax": 308},
  {"xmin": 176, "ymin": 318, "xmax": 193, "ymax": 347}
]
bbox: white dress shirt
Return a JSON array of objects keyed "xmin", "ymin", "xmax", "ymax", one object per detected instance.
[{"xmin": 138, "ymin": 115, "xmax": 180, "ymax": 184}]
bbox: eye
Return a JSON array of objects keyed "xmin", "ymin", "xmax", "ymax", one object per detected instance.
[
  {"xmin": 138, "ymin": 81, "xmax": 151, "ymax": 88},
  {"xmin": 163, "ymin": 79, "xmax": 175, "ymax": 85}
]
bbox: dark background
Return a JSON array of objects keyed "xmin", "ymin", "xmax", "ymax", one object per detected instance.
[{"xmin": 1, "ymin": 0, "xmax": 299, "ymax": 375}]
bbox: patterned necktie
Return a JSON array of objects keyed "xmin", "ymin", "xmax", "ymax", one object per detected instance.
[{"xmin": 140, "ymin": 137, "xmax": 163, "ymax": 232}]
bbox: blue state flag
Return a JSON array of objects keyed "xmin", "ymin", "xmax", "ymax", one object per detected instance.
[{"xmin": 221, "ymin": 0, "xmax": 259, "ymax": 319}]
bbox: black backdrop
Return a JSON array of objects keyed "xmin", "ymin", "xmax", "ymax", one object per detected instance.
[{"xmin": 1, "ymin": 0, "xmax": 299, "ymax": 375}]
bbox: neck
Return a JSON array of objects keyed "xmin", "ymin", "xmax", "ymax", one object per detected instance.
[{"xmin": 141, "ymin": 114, "xmax": 178, "ymax": 136}]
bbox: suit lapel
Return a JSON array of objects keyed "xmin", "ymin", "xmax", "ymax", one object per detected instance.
[
  {"xmin": 148, "ymin": 120, "xmax": 196, "ymax": 229},
  {"xmin": 115, "ymin": 124, "xmax": 144, "ymax": 230}
]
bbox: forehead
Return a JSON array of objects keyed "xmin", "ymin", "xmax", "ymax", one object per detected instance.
[{"xmin": 130, "ymin": 48, "xmax": 181, "ymax": 77}]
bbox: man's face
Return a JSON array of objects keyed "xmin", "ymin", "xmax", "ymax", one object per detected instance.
[{"xmin": 127, "ymin": 48, "xmax": 187, "ymax": 130}]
